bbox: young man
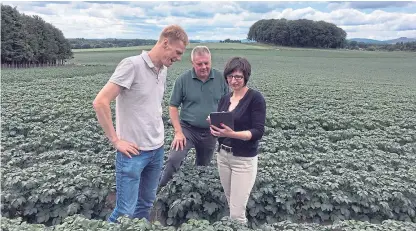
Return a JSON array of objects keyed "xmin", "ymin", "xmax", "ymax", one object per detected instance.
[
  {"xmin": 159, "ymin": 46, "xmax": 230, "ymax": 188},
  {"xmin": 92, "ymin": 25, "xmax": 188, "ymax": 222}
]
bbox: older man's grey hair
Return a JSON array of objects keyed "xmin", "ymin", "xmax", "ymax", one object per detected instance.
[{"xmin": 191, "ymin": 46, "xmax": 211, "ymax": 62}]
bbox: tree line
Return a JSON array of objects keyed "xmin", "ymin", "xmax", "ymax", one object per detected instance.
[
  {"xmin": 1, "ymin": 4, "xmax": 73, "ymax": 66},
  {"xmin": 69, "ymin": 38, "xmax": 157, "ymax": 49},
  {"xmin": 220, "ymin": 39, "xmax": 241, "ymax": 43},
  {"xmin": 345, "ymin": 41, "xmax": 416, "ymax": 52},
  {"xmin": 247, "ymin": 18, "xmax": 415, "ymax": 52},
  {"xmin": 248, "ymin": 18, "xmax": 347, "ymax": 48}
]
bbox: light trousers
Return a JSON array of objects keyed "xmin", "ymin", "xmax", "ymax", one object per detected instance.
[{"xmin": 217, "ymin": 147, "xmax": 258, "ymax": 224}]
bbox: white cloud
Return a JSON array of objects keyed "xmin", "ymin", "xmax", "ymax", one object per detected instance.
[
  {"xmin": 346, "ymin": 30, "xmax": 416, "ymax": 40},
  {"xmin": 3, "ymin": 1, "xmax": 416, "ymax": 40},
  {"xmin": 328, "ymin": 1, "xmax": 413, "ymax": 10},
  {"xmin": 154, "ymin": 1, "xmax": 241, "ymax": 15}
]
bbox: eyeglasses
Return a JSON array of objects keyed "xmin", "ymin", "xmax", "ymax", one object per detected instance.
[{"xmin": 226, "ymin": 74, "xmax": 244, "ymax": 80}]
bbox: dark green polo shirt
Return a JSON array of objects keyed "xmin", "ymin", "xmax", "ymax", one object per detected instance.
[{"xmin": 170, "ymin": 68, "xmax": 230, "ymax": 128}]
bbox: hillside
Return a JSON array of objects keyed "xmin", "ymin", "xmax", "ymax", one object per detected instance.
[{"xmin": 349, "ymin": 37, "xmax": 416, "ymax": 44}]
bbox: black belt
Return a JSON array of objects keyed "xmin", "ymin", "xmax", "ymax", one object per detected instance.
[{"xmin": 218, "ymin": 143, "xmax": 232, "ymax": 152}]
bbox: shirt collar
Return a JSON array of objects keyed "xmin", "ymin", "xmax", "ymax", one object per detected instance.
[
  {"xmin": 141, "ymin": 50, "xmax": 165, "ymax": 71},
  {"xmin": 191, "ymin": 68, "xmax": 215, "ymax": 79}
]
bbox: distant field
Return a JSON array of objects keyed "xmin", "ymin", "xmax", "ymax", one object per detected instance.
[
  {"xmin": 70, "ymin": 43, "xmax": 416, "ymax": 76},
  {"xmin": 71, "ymin": 42, "xmax": 272, "ymax": 53},
  {"xmin": 2, "ymin": 45, "xmax": 416, "ymax": 229}
]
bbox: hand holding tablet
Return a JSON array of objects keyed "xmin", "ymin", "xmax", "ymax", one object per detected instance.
[{"xmin": 209, "ymin": 111, "xmax": 234, "ymax": 130}]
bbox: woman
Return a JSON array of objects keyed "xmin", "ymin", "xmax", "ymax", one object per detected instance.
[{"xmin": 209, "ymin": 56, "xmax": 266, "ymax": 224}]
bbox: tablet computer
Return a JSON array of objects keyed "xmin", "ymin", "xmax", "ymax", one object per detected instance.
[{"xmin": 210, "ymin": 111, "xmax": 234, "ymax": 130}]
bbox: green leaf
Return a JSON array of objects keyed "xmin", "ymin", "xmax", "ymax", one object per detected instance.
[
  {"xmin": 59, "ymin": 208, "xmax": 67, "ymax": 218},
  {"xmin": 321, "ymin": 203, "xmax": 333, "ymax": 211},
  {"xmin": 352, "ymin": 205, "xmax": 361, "ymax": 213},
  {"xmin": 313, "ymin": 201, "xmax": 321, "ymax": 209},
  {"xmin": 186, "ymin": 211, "xmax": 199, "ymax": 219},
  {"xmin": 166, "ymin": 218, "xmax": 174, "ymax": 225},
  {"xmin": 408, "ymin": 208, "xmax": 415, "ymax": 217},
  {"xmin": 203, "ymin": 202, "xmax": 218, "ymax": 215},
  {"xmin": 294, "ymin": 187, "xmax": 306, "ymax": 195},
  {"xmin": 67, "ymin": 203, "xmax": 80, "ymax": 215},
  {"xmin": 36, "ymin": 215, "xmax": 46, "ymax": 223}
]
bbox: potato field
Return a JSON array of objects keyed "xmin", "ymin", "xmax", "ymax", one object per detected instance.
[{"xmin": 1, "ymin": 44, "xmax": 416, "ymax": 230}]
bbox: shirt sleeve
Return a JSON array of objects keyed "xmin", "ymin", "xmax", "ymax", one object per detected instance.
[
  {"xmin": 108, "ymin": 58, "xmax": 135, "ymax": 89},
  {"xmin": 169, "ymin": 75, "xmax": 183, "ymax": 107},
  {"xmin": 248, "ymin": 91, "xmax": 266, "ymax": 141}
]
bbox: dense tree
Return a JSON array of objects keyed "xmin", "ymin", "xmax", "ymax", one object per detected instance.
[
  {"xmin": 248, "ymin": 18, "xmax": 415, "ymax": 52},
  {"xmin": 1, "ymin": 4, "xmax": 27, "ymax": 64},
  {"xmin": 248, "ymin": 18, "xmax": 347, "ymax": 49},
  {"xmin": 1, "ymin": 4, "xmax": 73, "ymax": 66}
]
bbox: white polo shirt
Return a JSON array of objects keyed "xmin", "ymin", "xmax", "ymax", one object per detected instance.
[{"xmin": 109, "ymin": 51, "xmax": 167, "ymax": 150}]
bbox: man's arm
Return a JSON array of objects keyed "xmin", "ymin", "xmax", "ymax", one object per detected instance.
[
  {"xmin": 93, "ymin": 82, "xmax": 121, "ymax": 143},
  {"xmin": 93, "ymin": 82, "xmax": 139, "ymax": 158},
  {"xmin": 169, "ymin": 74, "xmax": 186, "ymax": 151},
  {"xmin": 169, "ymin": 106, "xmax": 182, "ymax": 134}
]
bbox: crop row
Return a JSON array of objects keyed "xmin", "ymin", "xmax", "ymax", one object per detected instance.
[
  {"xmin": 2, "ymin": 58, "xmax": 415, "ymax": 229},
  {"xmin": 2, "ymin": 214, "xmax": 416, "ymax": 231}
]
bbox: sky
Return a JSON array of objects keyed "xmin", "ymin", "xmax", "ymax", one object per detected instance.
[{"xmin": 4, "ymin": 1, "xmax": 416, "ymax": 41}]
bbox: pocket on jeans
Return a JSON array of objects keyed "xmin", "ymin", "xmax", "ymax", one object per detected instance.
[
  {"xmin": 117, "ymin": 152, "xmax": 141, "ymax": 179},
  {"xmin": 119, "ymin": 151, "xmax": 141, "ymax": 157}
]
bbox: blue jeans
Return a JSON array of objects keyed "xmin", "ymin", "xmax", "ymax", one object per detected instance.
[{"xmin": 107, "ymin": 146, "xmax": 164, "ymax": 223}]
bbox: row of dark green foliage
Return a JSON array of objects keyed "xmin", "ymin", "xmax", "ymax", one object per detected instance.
[
  {"xmin": 247, "ymin": 18, "xmax": 347, "ymax": 48},
  {"xmin": 68, "ymin": 38, "xmax": 243, "ymax": 49},
  {"xmin": 1, "ymin": 5, "xmax": 73, "ymax": 65},
  {"xmin": 345, "ymin": 41, "xmax": 416, "ymax": 52},
  {"xmin": 2, "ymin": 214, "xmax": 416, "ymax": 231},
  {"xmin": 220, "ymin": 39, "xmax": 242, "ymax": 43},
  {"xmin": 68, "ymin": 38, "xmax": 158, "ymax": 49}
]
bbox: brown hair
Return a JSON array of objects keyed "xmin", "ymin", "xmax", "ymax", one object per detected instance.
[
  {"xmin": 223, "ymin": 57, "xmax": 251, "ymax": 86},
  {"xmin": 158, "ymin": 25, "xmax": 189, "ymax": 46}
]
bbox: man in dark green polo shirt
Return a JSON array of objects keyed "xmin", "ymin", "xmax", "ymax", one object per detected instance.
[{"xmin": 159, "ymin": 46, "xmax": 229, "ymax": 187}]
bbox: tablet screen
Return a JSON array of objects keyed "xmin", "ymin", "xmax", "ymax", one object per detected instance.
[{"xmin": 210, "ymin": 111, "xmax": 234, "ymax": 130}]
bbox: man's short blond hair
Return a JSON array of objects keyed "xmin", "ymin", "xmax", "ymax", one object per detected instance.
[
  {"xmin": 191, "ymin": 46, "xmax": 211, "ymax": 62},
  {"xmin": 158, "ymin": 25, "xmax": 189, "ymax": 46}
]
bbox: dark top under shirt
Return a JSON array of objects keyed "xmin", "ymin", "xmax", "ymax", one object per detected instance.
[{"xmin": 217, "ymin": 88, "xmax": 266, "ymax": 157}]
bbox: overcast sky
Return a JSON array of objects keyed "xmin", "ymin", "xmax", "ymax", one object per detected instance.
[{"xmin": 4, "ymin": 1, "xmax": 416, "ymax": 41}]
